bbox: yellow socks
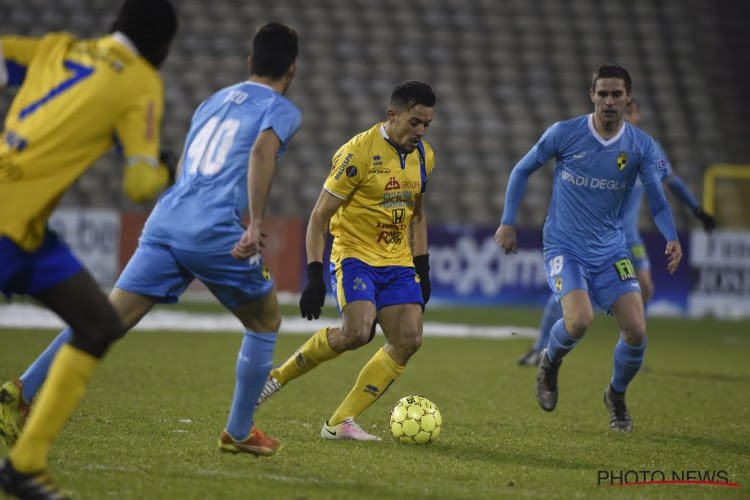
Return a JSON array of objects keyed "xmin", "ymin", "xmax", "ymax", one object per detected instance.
[
  {"xmin": 10, "ymin": 345, "xmax": 98, "ymax": 473},
  {"xmin": 328, "ymin": 348, "xmax": 404, "ymax": 426},
  {"xmin": 271, "ymin": 327, "xmax": 340, "ymax": 385}
]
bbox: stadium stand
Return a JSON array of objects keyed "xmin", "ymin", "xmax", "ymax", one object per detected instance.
[{"xmin": 2, "ymin": 0, "xmax": 748, "ymax": 230}]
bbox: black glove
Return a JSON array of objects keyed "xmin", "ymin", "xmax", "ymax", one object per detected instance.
[
  {"xmin": 413, "ymin": 254, "xmax": 431, "ymax": 307},
  {"xmin": 160, "ymin": 150, "xmax": 178, "ymax": 184},
  {"xmin": 300, "ymin": 262, "xmax": 326, "ymax": 320},
  {"xmin": 694, "ymin": 207, "xmax": 716, "ymax": 233}
]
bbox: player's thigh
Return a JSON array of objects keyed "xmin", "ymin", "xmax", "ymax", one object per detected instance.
[
  {"xmin": 34, "ymin": 269, "xmax": 123, "ymax": 356},
  {"xmin": 109, "ymin": 287, "xmax": 159, "ymax": 332},
  {"xmin": 590, "ymin": 253, "xmax": 641, "ymax": 314},
  {"xmin": 377, "ymin": 303, "xmax": 423, "ymax": 346},
  {"xmin": 560, "ymin": 289, "xmax": 594, "ymax": 336},
  {"xmin": 340, "ymin": 300, "xmax": 378, "ymax": 343},
  {"xmin": 230, "ymin": 286, "xmax": 281, "ymax": 332},
  {"xmin": 115, "ymin": 242, "xmax": 194, "ymax": 304},
  {"xmin": 611, "ymin": 292, "xmax": 646, "ymax": 343},
  {"xmin": 177, "ymin": 249, "xmax": 278, "ymax": 327},
  {"xmin": 330, "ymin": 258, "xmax": 378, "ymax": 315}
]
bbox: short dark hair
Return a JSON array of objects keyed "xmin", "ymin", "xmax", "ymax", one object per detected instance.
[
  {"xmin": 251, "ymin": 23, "xmax": 298, "ymax": 79},
  {"xmin": 389, "ymin": 81, "xmax": 436, "ymax": 110},
  {"xmin": 111, "ymin": 0, "xmax": 177, "ymax": 68},
  {"xmin": 591, "ymin": 64, "xmax": 632, "ymax": 93}
]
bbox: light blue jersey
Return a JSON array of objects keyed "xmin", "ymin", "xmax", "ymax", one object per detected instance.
[
  {"xmin": 141, "ymin": 81, "xmax": 301, "ymax": 252},
  {"xmin": 502, "ymin": 114, "xmax": 677, "ymax": 268}
]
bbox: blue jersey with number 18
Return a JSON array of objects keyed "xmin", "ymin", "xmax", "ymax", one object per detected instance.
[{"xmin": 141, "ymin": 81, "xmax": 301, "ymax": 252}]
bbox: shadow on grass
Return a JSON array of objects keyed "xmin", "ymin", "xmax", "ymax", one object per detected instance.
[
  {"xmin": 642, "ymin": 367, "xmax": 750, "ymax": 384},
  {"xmin": 426, "ymin": 440, "xmax": 601, "ymax": 471},
  {"xmin": 646, "ymin": 432, "xmax": 750, "ymax": 457}
]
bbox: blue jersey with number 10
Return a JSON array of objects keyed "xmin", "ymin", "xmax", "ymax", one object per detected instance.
[{"xmin": 141, "ymin": 81, "xmax": 301, "ymax": 252}]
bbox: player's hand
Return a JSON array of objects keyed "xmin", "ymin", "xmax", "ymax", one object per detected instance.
[
  {"xmin": 495, "ymin": 224, "xmax": 518, "ymax": 254},
  {"xmin": 665, "ymin": 240, "xmax": 682, "ymax": 274},
  {"xmin": 300, "ymin": 262, "xmax": 326, "ymax": 320},
  {"xmin": 231, "ymin": 225, "xmax": 266, "ymax": 260},
  {"xmin": 413, "ymin": 254, "xmax": 431, "ymax": 307},
  {"xmin": 694, "ymin": 207, "xmax": 717, "ymax": 233}
]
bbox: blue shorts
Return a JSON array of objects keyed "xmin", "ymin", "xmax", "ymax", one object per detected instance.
[
  {"xmin": 544, "ymin": 251, "xmax": 641, "ymax": 314},
  {"xmin": 329, "ymin": 258, "xmax": 423, "ymax": 314},
  {"xmin": 116, "ymin": 242, "xmax": 273, "ymax": 309},
  {"xmin": 0, "ymin": 230, "xmax": 83, "ymax": 297}
]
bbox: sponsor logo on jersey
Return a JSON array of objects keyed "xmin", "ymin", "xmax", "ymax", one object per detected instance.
[
  {"xmin": 346, "ymin": 165, "xmax": 358, "ymax": 177},
  {"xmin": 385, "ymin": 177, "xmax": 401, "ymax": 190},
  {"xmin": 613, "ymin": 258, "xmax": 636, "ymax": 281},
  {"xmin": 372, "ymin": 154, "xmax": 383, "ymax": 166},
  {"xmin": 369, "ymin": 168, "xmax": 390, "ymax": 174},
  {"xmin": 392, "ymin": 209, "xmax": 406, "ymax": 224},
  {"xmin": 333, "ymin": 153, "xmax": 354, "ymax": 180},
  {"xmin": 376, "ymin": 231, "xmax": 404, "ymax": 244},
  {"xmin": 561, "ymin": 169, "xmax": 628, "ymax": 190},
  {"xmin": 555, "ymin": 276, "xmax": 562, "ymax": 291}
]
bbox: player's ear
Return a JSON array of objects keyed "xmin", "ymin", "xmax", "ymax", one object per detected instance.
[
  {"xmin": 589, "ymin": 87, "xmax": 595, "ymax": 103},
  {"xmin": 386, "ymin": 108, "xmax": 397, "ymax": 122},
  {"xmin": 246, "ymin": 55, "xmax": 253, "ymax": 70},
  {"xmin": 287, "ymin": 62, "xmax": 297, "ymax": 79}
]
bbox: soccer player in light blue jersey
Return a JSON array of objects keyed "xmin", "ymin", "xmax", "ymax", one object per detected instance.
[
  {"xmin": 2, "ymin": 23, "xmax": 301, "ymax": 457},
  {"xmin": 517, "ymin": 98, "xmax": 716, "ymax": 367},
  {"xmin": 496, "ymin": 64, "xmax": 683, "ymax": 431}
]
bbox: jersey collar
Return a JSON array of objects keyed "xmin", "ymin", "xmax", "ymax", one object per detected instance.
[
  {"xmin": 379, "ymin": 124, "xmax": 409, "ymax": 169},
  {"xmin": 587, "ymin": 113, "xmax": 626, "ymax": 146},
  {"xmin": 111, "ymin": 32, "xmax": 139, "ymax": 56}
]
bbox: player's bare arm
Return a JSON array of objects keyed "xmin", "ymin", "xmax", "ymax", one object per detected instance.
[
  {"xmin": 306, "ymin": 189, "xmax": 344, "ymax": 264},
  {"xmin": 410, "ymin": 195, "xmax": 428, "ymax": 257},
  {"xmin": 232, "ymin": 129, "xmax": 281, "ymax": 260},
  {"xmin": 495, "ymin": 224, "xmax": 518, "ymax": 254}
]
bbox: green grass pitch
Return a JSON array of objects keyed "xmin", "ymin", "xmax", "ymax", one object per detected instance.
[{"xmin": 1, "ymin": 306, "xmax": 749, "ymax": 499}]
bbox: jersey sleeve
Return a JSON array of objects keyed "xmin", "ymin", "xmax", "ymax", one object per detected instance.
[
  {"xmin": 114, "ymin": 79, "xmax": 164, "ymax": 165},
  {"xmin": 532, "ymin": 122, "xmax": 560, "ymax": 164},
  {"xmin": 638, "ymin": 136, "xmax": 668, "ymax": 186},
  {"xmin": 422, "ymin": 141, "xmax": 436, "ymax": 194},
  {"xmin": 261, "ymin": 98, "xmax": 302, "ymax": 154},
  {"xmin": 323, "ymin": 146, "xmax": 365, "ymax": 199},
  {"xmin": 0, "ymin": 35, "xmax": 41, "ymax": 87}
]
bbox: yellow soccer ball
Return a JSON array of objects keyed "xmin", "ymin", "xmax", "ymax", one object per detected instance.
[{"xmin": 389, "ymin": 395, "xmax": 442, "ymax": 445}]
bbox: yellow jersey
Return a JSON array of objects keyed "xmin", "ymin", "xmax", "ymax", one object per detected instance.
[
  {"xmin": 324, "ymin": 123, "xmax": 436, "ymax": 267},
  {"xmin": 0, "ymin": 32, "xmax": 164, "ymax": 251}
]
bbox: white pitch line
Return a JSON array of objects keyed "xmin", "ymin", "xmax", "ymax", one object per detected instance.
[{"xmin": 0, "ymin": 303, "xmax": 537, "ymax": 340}]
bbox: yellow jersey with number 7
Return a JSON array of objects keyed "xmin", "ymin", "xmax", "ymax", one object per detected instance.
[{"xmin": 0, "ymin": 32, "xmax": 163, "ymax": 251}]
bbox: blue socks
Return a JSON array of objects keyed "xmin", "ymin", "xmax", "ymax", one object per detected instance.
[
  {"xmin": 610, "ymin": 337, "xmax": 647, "ymax": 394},
  {"xmin": 225, "ymin": 331, "xmax": 277, "ymax": 440},
  {"xmin": 546, "ymin": 319, "xmax": 579, "ymax": 364},
  {"xmin": 19, "ymin": 327, "xmax": 73, "ymax": 402},
  {"xmin": 534, "ymin": 295, "xmax": 563, "ymax": 352}
]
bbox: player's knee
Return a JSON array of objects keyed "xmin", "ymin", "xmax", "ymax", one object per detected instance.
[
  {"xmin": 621, "ymin": 325, "xmax": 646, "ymax": 346},
  {"xmin": 69, "ymin": 308, "xmax": 124, "ymax": 358},
  {"xmin": 243, "ymin": 313, "xmax": 282, "ymax": 333},
  {"xmin": 340, "ymin": 321, "xmax": 374, "ymax": 350},
  {"xmin": 564, "ymin": 311, "xmax": 592, "ymax": 337}
]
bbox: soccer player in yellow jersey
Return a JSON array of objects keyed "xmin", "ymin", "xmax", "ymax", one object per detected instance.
[
  {"xmin": 256, "ymin": 81, "xmax": 436, "ymax": 440},
  {"xmin": 0, "ymin": 1, "xmax": 176, "ymax": 497}
]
